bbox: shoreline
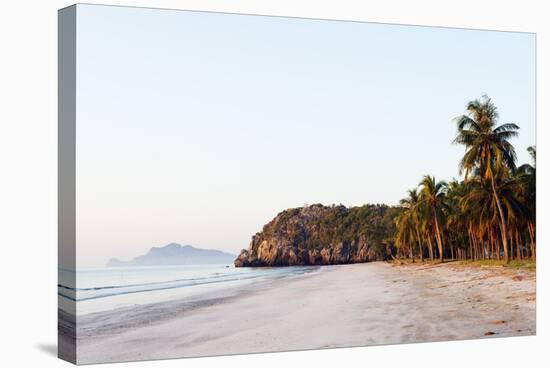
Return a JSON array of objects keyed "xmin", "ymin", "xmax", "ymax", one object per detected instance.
[
  {"xmin": 72, "ymin": 262, "xmax": 535, "ymax": 364},
  {"xmin": 72, "ymin": 267, "xmax": 323, "ymax": 339}
]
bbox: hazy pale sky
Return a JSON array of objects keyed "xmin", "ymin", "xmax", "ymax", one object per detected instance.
[{"xmin": 75, "ymin": 4, "xmax": 535, "ymax": 268}]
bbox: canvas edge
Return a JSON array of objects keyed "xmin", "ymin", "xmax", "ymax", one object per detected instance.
[{"xmin": 58, "ymin": 4, "xmax": 77, "ymax": 365}]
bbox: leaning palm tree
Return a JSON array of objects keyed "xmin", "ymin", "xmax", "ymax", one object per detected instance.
[
  {"xmin": 418, "ymin": 175, "xmax": 447, "ymax": 262},
  {"xmin": 452, "ymin": 95, "xmax": 519, "ymax": 262}
]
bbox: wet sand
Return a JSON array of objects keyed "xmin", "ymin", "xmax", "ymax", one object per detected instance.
[{"xmin": 74, "ymin": 262, "xmax": 535, "ymax": 364}]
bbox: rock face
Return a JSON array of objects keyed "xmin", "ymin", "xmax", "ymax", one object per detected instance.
[{"xmin": 234, "ymin": 204, "xmax": 399, "ymax": 267}]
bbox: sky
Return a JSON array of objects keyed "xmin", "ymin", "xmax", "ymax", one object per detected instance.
[{"xmin": 75, "ymin": 4, "xmax": 535, "ymax": 268}]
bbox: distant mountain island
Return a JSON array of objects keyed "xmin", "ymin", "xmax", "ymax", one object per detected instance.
[{"xmin": 106, "ymin": 243, "xmax": 236, "ymax": 267}]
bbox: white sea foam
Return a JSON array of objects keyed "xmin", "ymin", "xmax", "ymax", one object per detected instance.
[{"xmin": 58, "ymin": 264, "xmax": 317, "ymax": 315}]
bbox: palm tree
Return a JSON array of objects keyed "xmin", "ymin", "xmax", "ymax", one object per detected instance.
[
  {"xmin": 395, "ymin": 209, "xmax": 415, "ymax": 260},
  {"xmin": 452, "ymin": 95, "xmax": 519, "ymax": 262},
  {"xmin": 397, "ymin": 189, "xmax": 424, "ymax": 261},
  {"xmin": 445, "ymin": 180, "xmax": 469, "ymax": 260},
  {"xmin": 518, "ymin": 146, "xmax": 536, "ymax": 174},
  {"xmin": 517, "ymin": 146, "xmax": 536, "ymax": 259},
  {"xmin": 459, "ymin": 173, "xmax": 525, "ymax": 258},
  {"xmin": 418, "ymin": 175, "xmax": 447, "ymax": 262}
]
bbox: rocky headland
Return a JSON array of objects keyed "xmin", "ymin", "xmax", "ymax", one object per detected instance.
[{"xmin": 234, "ymin": 204, "xmax": 400, "ymax": 267}]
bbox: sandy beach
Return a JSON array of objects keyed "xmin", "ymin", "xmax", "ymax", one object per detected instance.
[{"xmin": 74, "ymin": 262, "xmax": 535, "ymax": 364}]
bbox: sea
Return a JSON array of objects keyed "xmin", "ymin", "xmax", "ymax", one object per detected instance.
[{"xmin": 58, "ymin": 264, "xmax": 318, "ymax": 315}]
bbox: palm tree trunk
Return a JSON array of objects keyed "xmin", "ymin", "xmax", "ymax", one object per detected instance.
[
  {"xmin": 476, "ymin": 231, "xmax": 481, "ymax": 260},
  {"xmin": 491, "ymin": 177, "xmax": 509, "ymax": 263},
  {"xmin": 508, "ymin": 229, "xmax": 514, "ymax": 260},
  {"xmin": 515, "ymin": 230, "xmax": 521, "ymax": 260},
  {"xmin": 508, "ymin": 230, "xmax": 514, "ymax": 260},
  {"xmin": 528, "ymin": 221, "xmax": 535, "ymax": 261},
  {"xmin": 433, "ymin": 213, "xmax": 444, "ymax": 262},
  {"xmin": 479, "ymin": 233, "xmax": 485, "ymax": 260},
  {"xmin": 415, "ymin": 230, "xmax": 424, "ymax": 262},
  {"xmin": 494, "ymin": 234, "xmax": 497, "ymax": 259},
  {"xmin": 426, "ymin": 235, "xmax": 434, "ymax": 261},
  {"xmin": 473, "ymin": 231, "xmax": 478, "ymax": 260},
  {"xmin": 468, "ymin": 227, "xmax": 474, "ymax": 260}
]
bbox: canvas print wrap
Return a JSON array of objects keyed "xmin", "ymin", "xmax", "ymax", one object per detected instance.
[{"xmin": 58, "ymin": 4, "xmax": 536, "ymax": 364}]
